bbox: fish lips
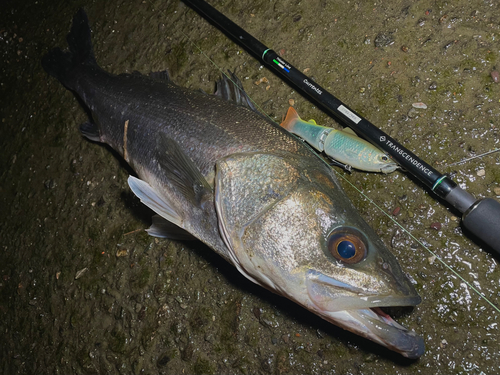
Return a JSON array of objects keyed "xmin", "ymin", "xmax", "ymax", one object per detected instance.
[{"xmin": 305, "ymin": 269, "xmax": 424, "ymax": 359}]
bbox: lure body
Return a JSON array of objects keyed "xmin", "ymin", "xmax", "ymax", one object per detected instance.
[{"xmin": 280, "ymin": 107, "xmax": 398, "ymax": 173}]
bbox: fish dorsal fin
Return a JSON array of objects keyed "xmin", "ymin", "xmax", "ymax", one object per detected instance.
[
  {"xmin": 342, "ymin": 127, "xmax": 358, "ymax": 136},
  {"xmin": 279, "ymin": 106, "xmax": 300, "ymax": 132},
  {"xmin": 155, "ymin": 134, "xmax": 212, "ymax": 207},
  {"xmin": 148, "ymin": 70, "xmax": 171, "ymax": 83},
  {"xmin": 215, "ymin": 70, "xmax": 258, "ymax": 112}
]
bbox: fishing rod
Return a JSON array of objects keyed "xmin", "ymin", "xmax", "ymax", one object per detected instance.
[{"xmin": 182, "ymin": 0, "xmax": 500, "ymax": 255}]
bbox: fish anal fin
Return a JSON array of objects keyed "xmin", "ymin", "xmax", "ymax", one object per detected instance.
[
  {"xmin": 280, "ymin": 106, "xmax": 300, "ymax": 131},
  {"xmin": 80, "ymin": 121, "xmax": 101, "ymax": 142}
]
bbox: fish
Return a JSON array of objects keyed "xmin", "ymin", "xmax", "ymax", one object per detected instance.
[
  {"xmin": 41, "ymin": 9, "xmax": 424, "ymax": 358},
  {"xmin": 280, "ymin": 107, "xmax": 398, "ymax": 173}
]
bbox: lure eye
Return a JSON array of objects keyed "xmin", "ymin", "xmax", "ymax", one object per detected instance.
[{"xmin": 327, "ymin": 228, "xmax": 367, "ymax": 264}]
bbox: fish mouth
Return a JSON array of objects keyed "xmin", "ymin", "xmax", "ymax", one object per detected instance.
[{"xmin": 306, "ymin": 270, "xmax": 424, "ymax": 359}]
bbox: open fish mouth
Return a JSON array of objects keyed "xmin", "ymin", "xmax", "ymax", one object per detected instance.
[{"xmin": 306, "ymin": 270, "xmax": 425, "ymax": 359}]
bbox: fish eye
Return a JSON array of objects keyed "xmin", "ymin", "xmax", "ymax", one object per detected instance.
[
  {"xmin": 327, "ymin": 228, "xmax": 367, "ymax": 264},
  {"xmin": 381, "ymin": 155, "xmax": 389, "ymax": 162}
]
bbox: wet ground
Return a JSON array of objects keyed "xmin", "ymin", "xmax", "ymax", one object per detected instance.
[{"xmin": 1, "ymin": 0, "xmax": 499, "ymax": 374}]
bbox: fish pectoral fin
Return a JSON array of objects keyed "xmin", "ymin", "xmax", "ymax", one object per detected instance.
[
  {"xmin": 341, "ymin": 127, "xmax": 358, "ymax": 136},
  {"xmin": 129, "ymin": 136, "xmax": 214, "ymax": 238},
  {"xmin": 279, "ymin": 106, "xmax": 300, "ymax": 131},
  {"xmin": 128, "ymin": 176, "xmax": 183, "ymax": 228},
  {"xmin": 146, "ymin": 215, "xmax": 197, "ymax": 240},
  {"xmin": 80, "ymin": 121, "xmax": 101, "ymax": 142},
  {"xmin": 156, "ymin": 134, "xmax": 212, "ymax": 207}
]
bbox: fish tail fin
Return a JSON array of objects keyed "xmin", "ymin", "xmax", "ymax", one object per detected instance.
[
  {"xmin": 41, "ymin": 8, "xmax": 96, "ymax": 88},
  {"xmin": 280, "ymin": 107, "xmax": 300, "ymax": 132}
]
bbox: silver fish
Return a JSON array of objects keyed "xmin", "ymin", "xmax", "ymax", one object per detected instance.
[{"xmin": 42, "ymin": 9, "xmax": 424, "ymax": 358}]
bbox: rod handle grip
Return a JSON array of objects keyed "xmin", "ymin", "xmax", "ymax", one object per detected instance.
[{"xmin": 462, "ymin": 198, "xmax": 500, "ymax": 256}]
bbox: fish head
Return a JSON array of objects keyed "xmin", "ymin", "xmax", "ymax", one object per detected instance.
[
  {"xmin": 376, "ymin": 153, "xmax": 398, "ymax": 173},
  {"xmin": 215, "ymin": 151, "xmax": 424, "ymax": 358},
  {"xmin": 355, "ymin": 148, "xmax": 398, "ymax": 173}
]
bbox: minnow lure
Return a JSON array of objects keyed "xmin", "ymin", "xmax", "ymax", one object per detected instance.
[{"xmin": 280, "ymin": 107, "xmax": 398, "ymax": 173}]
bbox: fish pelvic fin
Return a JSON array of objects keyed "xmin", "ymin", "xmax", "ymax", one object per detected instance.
[
  {"xmin": 146, "ymin": 215, "xmax": 197, "ymax": 240},
  {"xmin": 279, "ymin": 107, "xmax": 300, "ymax": 132},
  {"xmin": 41, "ymin": 8, "xmax": 97, "ymax": 88},
  {"xmin": 128, "ymin": 176, "xmax": 183, "ymax": 228}
]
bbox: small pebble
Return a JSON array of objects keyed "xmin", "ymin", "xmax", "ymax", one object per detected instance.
[
  {"xmin": 491, "ymin": 70, "xmax": 499, "ymax": 83},
  {"xmin": 440, "ymin": 339, "xmax": 448, "ymax": 349},
  {"xmin": 254, "ymin": 77, "xmax": 269, "ymax": 86},
  {"xmin": 374, "ymin": 32, "xmax": 394, "ymax": 47},
  {"xmin": 407, "ymin": 108, "xmax": 419, "ymax": 119},
  {"xmin": 288, "ymin": 99, "xmax": 295, "ymax": 106},
  {"xmin": 75, "ymin": 267, "xmax": 88, "ymax": 280},
  {"xmin": 428, "ymin": 255, "xmax": 436, "ymax": 264},
  {"xmin": 392, "ymin": 206, "xmax": 401, "ymax": 216},
  {"xmin": 116, "ymin": 248, "xmax": 129, "ymax": 257},
  {"xmin": 493, "ymin": 187, "xmax": 500, "ymax": 196},
  {"xmin": 430, "ymin": 222, "xmax": 442, "ymax": 231},
  {"xmin": 476, "ymin": 169, "xmax": 485, "ymax": 177},
  {"xmin": 439, "ymin": 14, "xmax": 448, "ymax": 24},
  {"xmin": 412, "ymin": 102, "xmax": 427, "ymax": 109}
]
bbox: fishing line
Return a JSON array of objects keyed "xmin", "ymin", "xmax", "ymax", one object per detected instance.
[
  {"xmin": 191, "ymin": 41, "xmax": 499, "ymax": 314},
  {"xmin": 335, "ymin": 171, "xmax": 500, "ymax": 314},
  {"xmin": 151, "ymin": 1, "xmax": 499, "ymax": 314},
  {"xmin": 179, "ymin": 30, "xmax": 276, "ymax": 124},
  {"xmin": 446, "ymin": 148, "xmax": 500, "ymax": 167}
]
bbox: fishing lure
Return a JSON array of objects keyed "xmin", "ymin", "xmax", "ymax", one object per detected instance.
[{"xmin": 280, "ymin": 107, "xmax": 398, "ymax": 173}]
